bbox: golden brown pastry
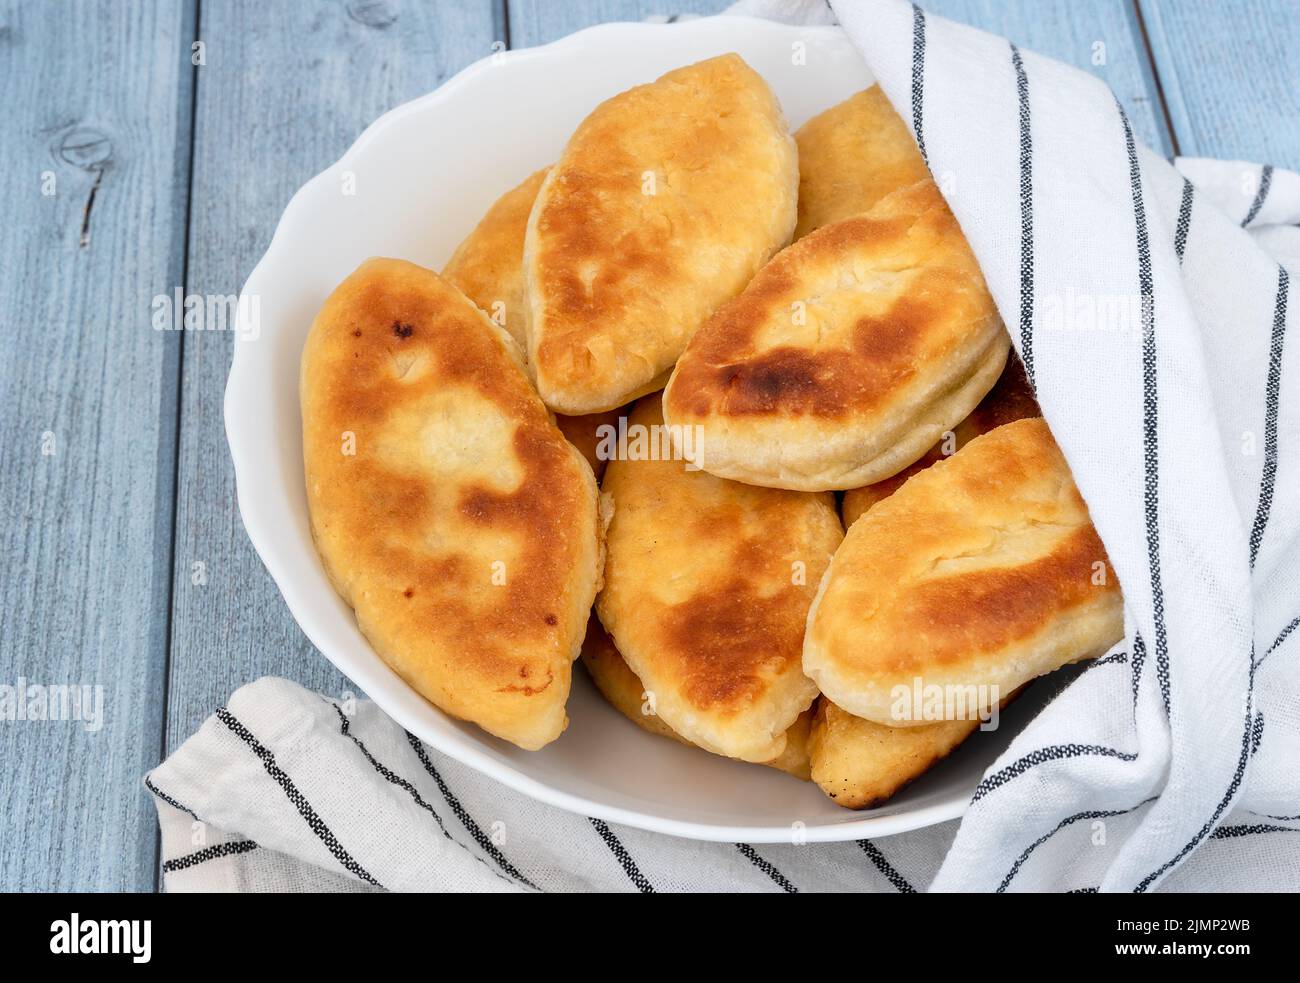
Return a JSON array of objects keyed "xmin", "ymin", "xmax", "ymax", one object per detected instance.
[
  {"xmin": 443, "ymin": 167, "xmax": 550, "ymax": 352},
  {"xmin": 555, "ymin": 407, "xmax": 626, "ymax": 483},
  {"xmin": 524, "ymin": 54, "xmax": 798, "ymax": 414},
  {"xmin": 842, "ymin": 355, "xmax": 1039, "ymax": 527},
  {"xmin": 580, "ymin": 614, "xmax": 683, "ymax": 745},
  {"xmin": 440, "ymin": 168, "xmax": 628, "ymax": 481},
  {"xmin": 763, "ymin": 708, "xmax": 814, "ymax": 782},
  {"xmin": 808, "ymin": 700, "xmax": 984, "ymax": 808},
  {"xmin": 805, "ymin": 418, "xmax": 1122, "ymax": 726},
  {"xmin": 301, "ymin": 258, "xmax": 602, "ymax": 750},
  {"xmin": 579, "ymin": 616, "xmax": 811, "ymax": 779},
  {"xmin": 597, "ymin": 397, "xmax": 841, "ymax": 762},
  {"xmin": 662, "ymin": 179, "xmax": 1009, "ymax": 490},
  {"xmin": 794, "ymin": 85, "xmax": 931, "ymax": 240}
]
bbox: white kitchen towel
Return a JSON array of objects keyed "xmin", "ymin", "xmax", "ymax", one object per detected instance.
[
  {"xmin": 147, "ymin": 0, "xmax": 1300, "ymax": 891},
  {"xmin": 813, "ymin": 0, "xmax": 1300, "ymax": 893},
  {"xmin": 147, "ymin": 676, "xmax": 961, "ymax": 892}
]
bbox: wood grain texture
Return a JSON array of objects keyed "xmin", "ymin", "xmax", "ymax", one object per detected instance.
[
  {"xmin": 506, "ymin": 0, "xmax": 729, "ymax": 46},
  {"xmin": 0, "ymin": 0, "xmax": 196, "ymax": 890},
  {"xmin": 1139, "ymin": 0, "xmax": 1300, "ymax": 165},
  {"xmin": 163, "ymin": 0, "xmax": 501, "ymax": 758}
]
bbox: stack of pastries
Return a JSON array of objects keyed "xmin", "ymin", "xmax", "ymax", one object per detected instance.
[{"xmin": 300, "ymin": 55, "xmax": 1124, "ymax": 809}]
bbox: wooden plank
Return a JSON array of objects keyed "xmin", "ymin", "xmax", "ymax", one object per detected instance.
[
  {"xmin": 0, "ymin": 0, "xmax": 196, "ymax": 890},
  {"xmin": 164, "ymin": 1, "xmax": 502, "ymax": 755},
  {"xmin": 1139, "ymin": 0, "xmax": 1300, "ymax": 164},
  {"xmin": 507, "ymin": 0, "xmax": 729, "ymax": 47},
  {"xmin": 508, "ymin": 0, "xmax": 1172, "ymax": 154}
]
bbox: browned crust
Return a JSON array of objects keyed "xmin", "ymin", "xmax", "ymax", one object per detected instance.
[
  {"xmin": 661, "ymin": 179, "xmax": 1007, "ymax": 491},
  {"xmin": 806, "ymin": 418, "xmax": 1123, "ymax": 722},
  {"xmin": 580, "ymin": 614, "xmax": 813, "ymax": 779},
  {"xmin": 443, "ymin": 167, "xmax": 550, "ymax": 350},
  {"xmin": 667, "ymin": 188, "xmax": 988, "ymax": 424},
  {"xmin": 842, "ymin": 354, "xmax": 1040, "ymax": 526},
  {"xmin": 555, "ymin": 406, "xmax": 627, "ymax": 483},
  {"xmin": 809, "ymin": 689, "xmax": 1026, "ymax": 809},
  {"xmin": 526, "ymin": 54, "xmax": 798, "ymax": 413},
  {"xmin": 596, "ymin": 396, "xmax": 841, "ymax": 760},
  {"xmin": 794, "ymin": 85, "xmax": 931, "ymax": 240},
  {"xmin": 301, "ymin": 258, "xmax": 599, "ymax": 749}
]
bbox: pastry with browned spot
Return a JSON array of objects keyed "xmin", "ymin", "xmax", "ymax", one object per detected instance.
[
  {"xmin": 524, "ymin": 54, "xmax": 798, "ymax": 414},
  {"xmin": 301, "ymin": 258, "xmax": 602, "ymax": 750},
  {"xmin": 804, "ymin": 417, "xmax": 1122, "ymax": 726},
  {"xmin": 597, "ymin": 397, "xmax": 841, "ymax": 762},
  {"xmin": 440, "ymin": 166, "xmax": 628, "ymax": 481},
  {"xmin": 662, "ymin": 179, "xmax": 1009, "ymax": 490},
  {"xmin": 579, "ymin": 614, "xmax": 812, "ymax": 779}
]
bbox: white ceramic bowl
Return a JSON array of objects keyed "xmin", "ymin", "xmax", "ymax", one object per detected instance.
[{"xmin": 225, "ymin": 14, "xmax": 1053, "ymax": 843}]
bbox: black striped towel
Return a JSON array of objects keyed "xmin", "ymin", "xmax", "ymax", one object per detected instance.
[
  {"xmin": 145, "ymin": 0, "xmax": 1300, "ymax": 892},
  {"xmin": 146, "ymin": 677, "xmax": 959, "ymax": 892},
  {"xmin": 800, "ymin": 0, "xmax": 1300, "ymax": 891}
]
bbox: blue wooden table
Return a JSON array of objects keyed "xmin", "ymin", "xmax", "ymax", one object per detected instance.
[{"xmin": 1, "ymin": 0, "xmax": 1296, "ymax": 892}]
